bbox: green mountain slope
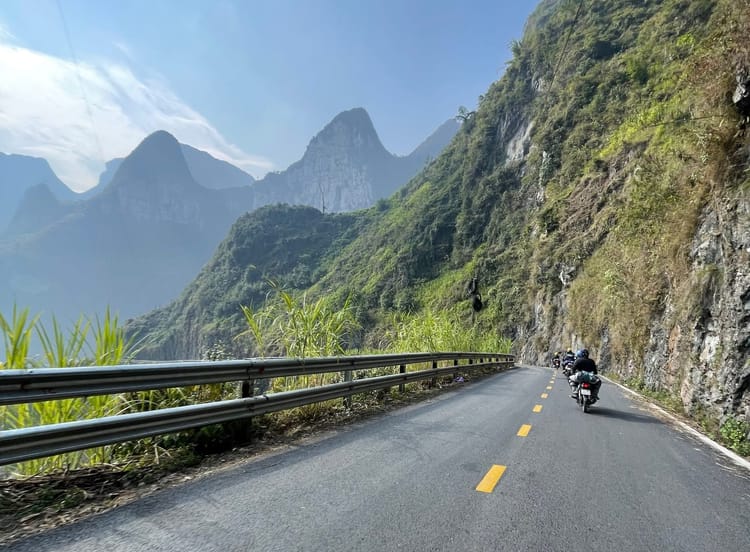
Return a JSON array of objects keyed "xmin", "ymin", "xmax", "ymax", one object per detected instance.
[
  {"xmin": 134, "ymin": 0, "xmax": 750, "ymax": 424},
  {"xmin": 131, "ymin": 205, "xmax": 361, "ymax": 359}
]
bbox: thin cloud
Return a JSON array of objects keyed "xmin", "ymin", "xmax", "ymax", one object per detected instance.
[
  {"xmin": 112, "ymin": 40, "xmax": 134, "ymax": 61},
  {"xmin": 0, "ymin": 37, "xmax": 272, "ymax": 192},
  {"xmin": 0, "ymin": 21, "xmax": 14, "ymax": 41}
]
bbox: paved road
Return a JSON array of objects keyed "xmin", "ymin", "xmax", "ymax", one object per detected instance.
[{"xmin": 6, "ymin": 366, "xmax": 750, "ymax": 551}]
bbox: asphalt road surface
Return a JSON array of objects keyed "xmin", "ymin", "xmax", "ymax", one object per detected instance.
[{"xmin": 6, "ymin": 366, "xmax": 750, "ymax": 551}]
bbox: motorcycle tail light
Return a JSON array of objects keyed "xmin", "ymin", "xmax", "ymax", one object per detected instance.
[{"xmin": 582, "ymin": 383, "xmax": 590, "ymax": 388}]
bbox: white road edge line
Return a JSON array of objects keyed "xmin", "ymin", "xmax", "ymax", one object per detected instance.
[{"xmin": 603, "ymin": 376, "xmax": 750, "ymax": 472}]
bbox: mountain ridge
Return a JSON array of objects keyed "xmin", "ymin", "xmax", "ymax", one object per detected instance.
[
  {"xmin": 0, "ymin": 152, "xmax": 77, "ymax": 230},
  {"xmin": 1, "ymin": 109, "xmax": 457, "ymax": 324},
  {"xmin": 0, "ymin": 130, "xmax": 235, "ymax": 322},
  {"xmin": 250, "ymin": 108, "xmax": 459, "ymax": 213}
]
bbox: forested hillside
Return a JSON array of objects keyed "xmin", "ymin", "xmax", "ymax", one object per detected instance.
[
  {"xmin": 131, "ymin": 205, "xmax": 360, "ymax": 359},
  {"xmin": 135, "ymin": 0, "xmax": 749, "ymax": 425}
]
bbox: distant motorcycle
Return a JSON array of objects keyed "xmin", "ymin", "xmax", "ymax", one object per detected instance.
[
  {"xmin": 552, "ymin": 358, "xmax": 560, "ymax": 371},
  {"xmin": 561, "ymin": 359, "xmax": 574, "ymax": 377}
]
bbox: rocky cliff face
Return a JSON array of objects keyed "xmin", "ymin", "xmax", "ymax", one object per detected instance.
[
  {"xmin": 0, "ymin": 153, "xmax": 77, "ymax": 230},
  {"xmin": 82, "ymin": 143, "xmax": 256, "ymax": 199},
  {"xmin": 651, "ymin": 186, "xmax": 750, "ymax": 419},
  {"xmin": 68, "ymin": 110, "xmax": 456, "ymax": 217},
  {"xmin": 98, "ymin": 131, "xmax": 213, "ymax": 226},
  {"xmin": 525, "ymin": 145, "xmax": 750, "ymax": 423},
  {"xmin": 252, "ymin": 108, "xmax": 458, "ymax": 213},
  {"xmin": 180, "ymin": 144, "xmax": 256, "ymax": 190},
  {"xmin": 536, "ymin": 0, "xmax": 748, "ymax": 426},
  {"xmin": 5, "ymin": 182, "xmax": 70, "ymax": 237}
]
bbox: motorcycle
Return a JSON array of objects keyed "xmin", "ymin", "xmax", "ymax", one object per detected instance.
[
  {"xmin": 569, "ymin": 371, "xmax": 600, "ymax": 413},
  {"xmin": 561, "ymin": 359, "xmax": 574, "ymax": 377},
  {"xmin": 552, "ymin": 358, "xmax": 560, "ymax": 371},
  {"xmin": 576, "ymin": 381, "xmax": 596, "ymax": 412}
]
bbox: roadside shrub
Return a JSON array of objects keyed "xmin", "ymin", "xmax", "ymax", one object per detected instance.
[{"xmin": 719, "ymin": 417, "xmax": 750, "ymax": 456}]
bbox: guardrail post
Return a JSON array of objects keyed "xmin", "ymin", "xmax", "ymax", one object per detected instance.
[
  {"xmin": 344, "ymin": 370, "xmax": 352, "ymax": 408},
  {"xmin": 430, "ymin": 360, "xmax": 438, "ymax": 387},
  {"xmin": 453, "ymin": 359, "xmax": 459, "ymax": 381},
  {"xmin": 240, "ymin": 380, "xmax": 255, "ymax": 441},
  {"xmin": 399, "ymin": 364, "xmax": 406, "ymax": 393}
]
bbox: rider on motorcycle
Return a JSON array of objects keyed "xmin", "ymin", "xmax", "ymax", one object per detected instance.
[
  {"xmin": 561, "ymin": 349, "xmax": 575, "ymax": 374},
  {"xmin": 569, "ymin": 348, "xmax": 601, "ymax": 402}
]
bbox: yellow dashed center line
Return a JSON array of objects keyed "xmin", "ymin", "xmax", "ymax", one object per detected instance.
[
  {"xmin": 517, "ymin": 424, "xmax": 532, "ymax": 437},
  {"xmin": 475, "ymin": 371, "xmax": 553, "ymax": 495},
  {"xmin": 476, "ymin": 465, "xmax": 507, "ymax": 493}
]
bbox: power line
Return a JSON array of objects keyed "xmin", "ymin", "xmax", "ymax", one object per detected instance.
[
  {"xmin": 548, "ymin": 0, "xmax": 586, "ymax": 90},
  {"xmin": 56, "ymin": 0, "xmax": 106, "ymax": 171}
]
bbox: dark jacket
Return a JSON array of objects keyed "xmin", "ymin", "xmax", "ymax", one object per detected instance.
[{"xmin": 572, "ymin": 357, "xmax": 597, "ymax": 374}]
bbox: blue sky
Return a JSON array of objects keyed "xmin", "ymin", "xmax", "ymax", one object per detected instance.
[{"xmin": 0, "ymin": 0, "xmax": 539, "ymax": 191}]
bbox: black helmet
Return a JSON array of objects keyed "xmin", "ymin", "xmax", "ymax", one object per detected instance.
[{"xmin": 576, "ymin": 348, "xmax": 589, "ymax": 359}]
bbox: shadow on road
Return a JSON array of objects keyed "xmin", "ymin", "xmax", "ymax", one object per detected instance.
[{"xmin": 588, "ymin": 407, "xmax": 661, "ymax": 424}]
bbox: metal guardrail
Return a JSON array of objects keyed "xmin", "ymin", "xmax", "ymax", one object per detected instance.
[
  {"xmin": 0, "ymin": 353, "xmax": 514, "ymax": 466},
  {"xmin": 0, "ymin": 352, "xmax": 512, "ymax": 406}
]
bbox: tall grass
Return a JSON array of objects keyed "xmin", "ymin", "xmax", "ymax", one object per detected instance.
[
  {"xmin": 237, "ymin": 282, "xmax": 359, "ymax": 390},
  {"xmin": 36, "ymin": 315, "xmax": 89, "ymax": 368},
  {"xmin": 235, "ymin": 289, "xmax": 512, "ymax": 391},
  {"xmin": 1, "ymin": 306, "xmax": 40, "ymax": 469},
  {"xmin": 81, "ymin": 308, "xmax": 139, "ymax": 466},
  {"xmin": 376, "ymin": 309, "xmax": 513, "ymax": 391},
  {"xmin": 387, "ymin": 309, "xmax": 513, "ymax": 354},
  {"xmin": 236, "ymin": 304, "xmax": 273, "ymax": 358},
  {"xmin": 1, "ymin": 305, "xmax": 139, "ymax": 475},
  {"xmin": 272, "ymin": 286, "xmax": 359, "ymax": 359},
  {"xmin": 89, "ymin": 307, "xmax": 134, "ymax": 366},
  {"xmin": 0, "ymin": 305, "xmax": 38, "ymax": 370},
  {"xmin": 236, "ymin": 283, "xmax": 360, "ymax": 419},
  {"xmin": 235, "ymin": 288, "xmax": 513, "ymax": 423}
]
